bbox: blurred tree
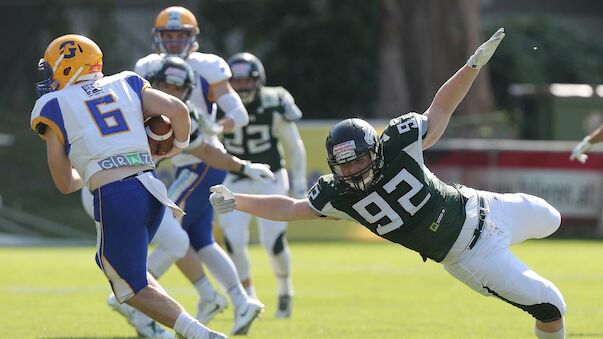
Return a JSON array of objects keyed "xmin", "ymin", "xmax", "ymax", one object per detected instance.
[
  {"xmin": 487, "ymin": 15, "xmax": 603, "ymax": 109},
  {"xmin": 375, "ymin": 0, "xmax": 494, "ymax": 119},
  {"xmin": 198, "ymin": 0, "xmax": 379, "ymax": 119},
  {"xmin": 0, "ymin": 2, "xmax": 72, "ymax": 111}
]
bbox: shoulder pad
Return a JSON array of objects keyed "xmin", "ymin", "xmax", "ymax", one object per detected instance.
[
  {"xmin": 187, "ymin": 53, "xmax": 231, "ymax": 83},
  {"xmin": 381, "ymin": 112, "xmax": 426, "ymax": 150},
  {"xmin": 134, "ymin": 54, "xmax": 162, "ymax": 78},
  {"xmin": 308, "ymin": 174, "xmax": 348, "ymax": 211},
  {"xmin": 261, "ymin": 86, "xmax": 302, "ymax": 121}
]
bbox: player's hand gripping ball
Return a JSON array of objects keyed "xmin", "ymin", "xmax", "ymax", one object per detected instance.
[{"xmin": 145, "ymin": 116, "xmax": 174, "ymax": 155}]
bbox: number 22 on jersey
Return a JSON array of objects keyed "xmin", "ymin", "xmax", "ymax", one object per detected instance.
[
  {"xmin": 85, "ymin": 94, "xmax": 129, "ymax": 136},
  {"xmin": 353, "ymin": 169, "xmax": 431, "ymax": 235}
]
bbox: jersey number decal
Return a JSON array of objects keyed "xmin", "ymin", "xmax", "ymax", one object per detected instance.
[
  {"xmin": 224, "ymin": 125, "xmax": 271, "ymax": 154},
  {"xmin": 352, "ymin": 169, "xmax": 431, "ymax": 235},
  {"xmin": 86, "ymin": 94, "xmax": 130, "ymax": 136}
]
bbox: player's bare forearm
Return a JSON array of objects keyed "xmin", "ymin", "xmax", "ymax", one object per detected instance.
[
  {"xmin": 234, "ymin": 194, "xmax": 320, "ymax": 221},
  {"xmin": 589, "ymin": 123, "xmax": 603, "ymax": 144},
  {"xmin": 142, "ymin": 88, "xmax": 190, "ymax": 143},
  {"xmin": 186, "ymin": 143, "xmax": 244, "ymax": 172},
  {"xmin": 45, "ymin": 129, "xmax": 84, "ymax": 194},
  {"xmin": 423, "ymin": 65, "xmax": 479, "ymax": 149}
]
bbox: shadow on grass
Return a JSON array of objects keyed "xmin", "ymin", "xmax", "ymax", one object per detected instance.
[
  {"xmin": 568, "ymin": 333, "xmax": 603, "ymax": 338},
  {"xmin": 40, "ymin": 337, "xmax": 138, "ymax": 339}
]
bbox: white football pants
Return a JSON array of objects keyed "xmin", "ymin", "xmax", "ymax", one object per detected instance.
[
  {"xmin": 442, "ymin": 186, "xmax": 566, "ymax": 323},
  {"xmin": 217, "ymin": 168, "xmax": 291, "ymax": 283}
]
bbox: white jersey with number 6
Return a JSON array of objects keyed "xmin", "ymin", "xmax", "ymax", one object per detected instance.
[{"xmin": 30, "ymin": 71, "xmax": 154, "ymax": 183}]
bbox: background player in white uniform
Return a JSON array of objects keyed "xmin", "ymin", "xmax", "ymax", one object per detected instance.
[
  {"xmin": 570, "ymin": 121, "xmax": 603, "ymax": 163},
  {"xmin": 209, "ymin": 29, "xmax": 568, "ymax": 338},
  {"xmin": 218, "ymin": 52, "xmax": 307, "ymax": 318},
  {"xmin": 83, "ymin": 55, "xmax": 269, "ymax": 336},
  {"xmin": 31, "ymin": 34, "xmax": 225, "ymax": 339},
  {"xmin": 136, "ymin": 7, "xmax": 266, "ymax": 335}
]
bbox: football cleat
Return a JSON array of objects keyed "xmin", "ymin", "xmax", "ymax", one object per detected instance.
[
  {"xmin": 230, "ymin": 299, "xmax": 264, "ymax": 336},
  {"xmin": 275, "ymin": 295, "xmax": 292, "ymax": 319},
  {"xmin": 107, "ymin": 294, "xmax": 175, "ymax": 338},
  {"xmin": 196, "ymin": 293, "xmax": 229, "ymax": 325}
]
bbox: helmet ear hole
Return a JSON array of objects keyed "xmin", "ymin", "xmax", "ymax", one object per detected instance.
[{"xmin": 63, "ymin": 67, "xmax": 71, "ymax": 76}]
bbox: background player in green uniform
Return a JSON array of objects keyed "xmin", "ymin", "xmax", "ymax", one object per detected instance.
[
  {"xmin": 209, "ymin": 28, "xmax": 567, "ymax": 338},
  {"xmin": 217, "ymin": 52, "xmax": 307, "ymax": 318}
]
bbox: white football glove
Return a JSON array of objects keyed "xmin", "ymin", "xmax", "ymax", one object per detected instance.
[
  {"xmin": 241, "ymin": 162, "xmax": 275, "ymax": 183},
  {"xmin": 189, "ymin": 102, "xmax": 224, "ymax": 137},
  {"xmin": 209, "ymin": 185, "xmax": 236, "ymax": 214},
  {"xmin": 467, "ymin": 28, "xmax": 505, "ymax": 69},
  {"xmin": 289, "ymin": 180, "xmax": 307, "ymax": 199},
  {"xmin": 570, "ymin": 136, "xmax": 592, "ymax": 163}
]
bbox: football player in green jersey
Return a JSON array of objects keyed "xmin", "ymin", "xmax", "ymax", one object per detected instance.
[
  {"xmin": 209, "ymin": 28, "xmax": 567, "ymax": 338},
  {"xmin": 570, "ymin": 121, "xmax": 603, "ymax": 163},
  {"xmin": 217, "ymin": 52, "xmax": 307, "ymax": 318}
]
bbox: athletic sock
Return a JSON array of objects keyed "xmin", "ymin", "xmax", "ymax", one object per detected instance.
[
  {"xmin": 244, "ymin": 285, "xmax": 256, "ymax": 300},
  {"xmin": 535, "ymin": 326, "xmax": 565, "ymax": 339},
  {"xmin": 174, "ymin": 312, "xmax": 210, "ymax": 339},
  {"xmin": 198, "ymin": 243, "xmax": 248, "ymax": 308},
  {"xmin": 193, "ymin": 276, "xmax": 218, "ymax": 301}
]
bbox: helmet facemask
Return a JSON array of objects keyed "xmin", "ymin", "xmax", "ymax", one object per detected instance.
[
  {"xmin": 326, "ymin": 119, "xmax": 384, "ymax": 192},
  {"xmin": 154, "ymin": 29, "xmax": 198, "ymax": 57},
  {"xmin": 227, "ymin": 53, "xmax": 266, "ymax": 104},
  {"xmin": 35, "ymin": 59, "xmax": 59, "ymax": 97}
]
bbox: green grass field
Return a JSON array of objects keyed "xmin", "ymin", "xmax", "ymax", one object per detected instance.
[{"xmin": 1, "ymin": 240, "xmax": 602, "ymax": 338}]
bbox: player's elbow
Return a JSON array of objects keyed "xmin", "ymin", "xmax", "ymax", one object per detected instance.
[{"xmin": 55, "ymin": 182, "xmax": 73, "ymax": 194}]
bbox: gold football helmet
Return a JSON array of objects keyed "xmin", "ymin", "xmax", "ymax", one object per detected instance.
[
  {"xmin": 35, "ymin": 34, "xmax": 103, "ymax": 96},
  {"xmin": 152, "ymin": 6, "xmax": 200, "ymax": 57}
]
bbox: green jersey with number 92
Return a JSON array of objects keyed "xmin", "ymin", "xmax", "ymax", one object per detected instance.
[{"xmin": 308, "ymin": 113, "xmax": 467, "ymax": 262}]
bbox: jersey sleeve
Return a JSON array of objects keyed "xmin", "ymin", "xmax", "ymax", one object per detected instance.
[
  {"xmin": 307, "ymin": 175, "xmax": 354, "ymax": 220},
  {"xmin": 122, "ymin": 71, "xmax": 151, "ymax": 103},
  {"xmin": 277, "ymin": 87, "xmax": 303, "ymax": 121},
  {"xmin": 381, "ymin": 112, "xmax": 428, "ymax": 166},
  {"xmin": 191, "ymin": 53, "xmax": 231, "ymax": 84},
  {"xmin": 30, "ymin": 96, "xmax": 68, "ymax": 146}
]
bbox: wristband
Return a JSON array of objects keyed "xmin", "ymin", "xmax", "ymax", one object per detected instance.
[
  {"xmin": 238, "ymin": 161, "xmax": 250, "ymax": 174},
  {"xmin": 173, "ymin": 136, "xmax": 190, "ymax": 149}
]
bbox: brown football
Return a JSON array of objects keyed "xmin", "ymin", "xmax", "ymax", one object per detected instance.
[{"xmin": 145, "ymin": 116, "xmax": 174, "ymax": 155}]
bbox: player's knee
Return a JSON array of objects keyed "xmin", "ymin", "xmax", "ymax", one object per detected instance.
[
  {"xmin": 223, "ymin": 234, "xmax": 246, "ymax": 255},
  {"xmin": 521, "ymin": 194, "xmax": 562, "ymax": 237},
  {"xmin": 261, "ymin": 231, "xmax": 288, "ymax": 255},
  {"xmin": 531, "ymin": 283, "xmax": 566, "ymax": 322},
  {"xmin": 156, "ymin": 227, "xmax": 189, "ymax": 259}
]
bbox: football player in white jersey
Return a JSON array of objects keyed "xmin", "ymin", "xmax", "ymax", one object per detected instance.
[
  {"xmin": 210, "ymin": 29, "xmax": 568, "ymax": 338},
  {"xmin": 135, "ymin": 7, "xmax": 265, "ymax": 334},
  {"xmin": 31, "ymin": 34, "xmax": 226, "ymax": 339},
  {"xmin": 217, "ymin": 52, "xmax": 307, "ymax": 318},
  {"xmin": 84, "ymin": 55, "xmax": 268, "ymax": 336}
]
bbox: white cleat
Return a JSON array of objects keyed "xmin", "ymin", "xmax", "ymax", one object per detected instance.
[
  {"xmin": 230, "ymin": 299, "xmax": 264, "ymax": 336},
  {"xmin": 275, "ymin": 295, "xmax": 292, "ymax": 319},
  {"xmin": 107, "ymin": 294, "xmax": 175, "ymax": 338},
  {"xmin": 196, "ymin": 293, "xmax": 229, "ymax": 325}
]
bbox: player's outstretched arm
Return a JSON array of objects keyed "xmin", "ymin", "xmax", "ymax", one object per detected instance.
[
  {"xmin": 186, "ymin": 144, "xmax": 275, "ymax": 183},
  {"xmin": 570, "ymin": 122, "xmax": 603, "ymax": 163},
  {"xmin": 45, "ymin": 128, "xmax": 84, "ymax": 194},
  {"xmin": 210, "ymin": 185, "xmax": 321, "ymax": 221},
  {"xmin": 423, "ymin": 28, "xmax": 505, "ymax": 149}
]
